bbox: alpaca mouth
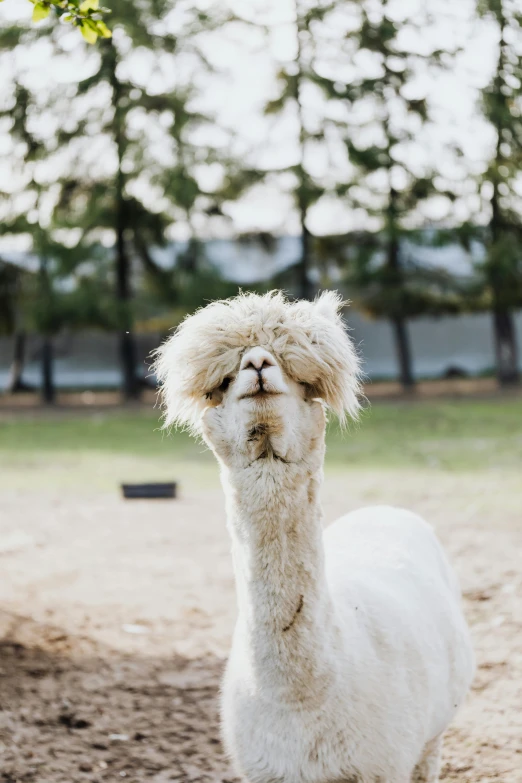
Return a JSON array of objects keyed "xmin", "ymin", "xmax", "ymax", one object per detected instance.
[
  {"xmin": 237, "ymin": 367, "xmax": 288, "ymax": 400},
  {"xmin": 240, "ymin": 388, "xmax": 282, "ymax": 400}
]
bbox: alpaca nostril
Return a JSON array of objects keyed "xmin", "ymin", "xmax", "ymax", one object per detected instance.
[
  {"xmin": 240, "ymin": 347, "xmax": 277, "ymax": 372},
  {"xmin": 245, "ymin": 359, "xmax": 272, "ymax": 373}
]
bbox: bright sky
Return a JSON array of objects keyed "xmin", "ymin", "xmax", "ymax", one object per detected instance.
[{"xmin": 0, "ymin": 0, "xmax": 500, "ymax": 248}]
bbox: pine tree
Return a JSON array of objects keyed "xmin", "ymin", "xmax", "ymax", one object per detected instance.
[
  {"xmin": 234, "ymin": 0, "xmax": 340, "ymax": 300},
  {"xmin": 2, "ymin": 0, "xmax": 240, "ymax": 397},
  {"xmin": 51, "ymin": 0, "xmax": 222, "ymax": 397},
  {"xmin": 312, "ymin": 0, "xmax": 456, "ymax": 387},
  {"xmin": 0, "ymin": 77, "xmax": 61, "ymax": 403},
  {"xmin": 0, "ymin": 37, "xmax": 136, "ymax": 400},
  {"xmin": 0, "ymin": 15, "xmax": 119, "ymax": 400},
  {"xmin": 477, "ymin": 0, "xmax": 522, "ymax": 385}
]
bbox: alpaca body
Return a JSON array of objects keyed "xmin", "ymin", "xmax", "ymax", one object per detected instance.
[
  {"xmin": 154, "ymin": 291, "xmax": 473, "ymax": 783},
  {"xmin": 221, "ymin": 465, "xmax": 474, "ymax": 783}
]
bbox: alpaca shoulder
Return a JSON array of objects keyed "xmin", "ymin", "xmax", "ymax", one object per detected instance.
[{"xmin": 323, "ymin": 505, "xmax": 459, "ymax": 594}]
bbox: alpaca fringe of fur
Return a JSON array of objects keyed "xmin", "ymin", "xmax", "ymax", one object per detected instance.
[{"xmin": 152, "ymin": 290, "xmax": 362, "ymax": 433}]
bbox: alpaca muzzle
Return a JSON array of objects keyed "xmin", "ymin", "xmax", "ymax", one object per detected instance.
[{"xmin": 237, "ymin": 347, "xmax": 288, "ymax": 400}]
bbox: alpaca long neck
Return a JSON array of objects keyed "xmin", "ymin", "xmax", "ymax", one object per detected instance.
[{"xmin": 223, "ymin": 459, "xmax": 337, "ymax": 700}]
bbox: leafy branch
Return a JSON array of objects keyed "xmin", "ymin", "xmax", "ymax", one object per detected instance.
[{"xmin": 0, "ymin": 0, "xmax": 112, "ymax": 43}]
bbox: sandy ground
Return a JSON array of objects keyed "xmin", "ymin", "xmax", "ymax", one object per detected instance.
[{"xmin": 0, "ymin": 467, "xmax": 521, "ymax": 782}]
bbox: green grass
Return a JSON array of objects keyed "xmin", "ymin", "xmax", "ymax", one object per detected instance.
[
  {"xmin": 0, "ymin": 398, "xmax": 521, "ymax": 481},
  {"xmin": 0, "ymin": 408, "xmax": 213, "ymax": 491},
  {"xmin": 0, "ymin": 409, "xmax": 199, "ymax": 458},
  {"xmin": 327, "ymin": 398, "xmax": 522, "ymax": 470}
]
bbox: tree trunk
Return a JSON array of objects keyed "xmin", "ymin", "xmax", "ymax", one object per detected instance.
[
  {"xmin": 41, "ymin": 336, "xmax": 55, "ymax": 405},
  {"xmin": 109, "ymin": 38, "xmax": 140, "ymax": 401},
  {"xmin": 116, "ymin": 221, "xmax": 140, "ymax": 401},
  {"xmin": 299, "ymin": 213, "xmax": 313, "ymax": 300},
  {"xmin": 119, "ymin": 327, "xmax": 140, "ymax": 399},
  {"xmin": 293, "ymin": 5, "xmax": 313, "ymax": 303},
  {"xmin": 387, "ymin": 205, "xmax": 415, "ymax": 389},
  {"xmin": 493, "ymin": 308, "xmax": 519, "ymax": 385},
  {"xmin": 7, "ymin": 330, "xmax": 28, "ymax": 393},
  {"xmin": 488, "ymin": 15, "xmax": 518, "ymax": 387},
  {"xmin": 391, "ymin": 316, "xmax": 414, "ymax": 389}
]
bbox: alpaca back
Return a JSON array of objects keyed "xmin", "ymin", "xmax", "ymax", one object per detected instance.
[
  {"xmin": 324, "ymin": 505, "xmax": 462, "ymax": 599},
  {"xmin": 323, "ymin": 506, "xmax": 474, "ymax": 747}
]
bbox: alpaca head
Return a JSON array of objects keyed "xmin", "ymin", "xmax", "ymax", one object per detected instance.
[{"xmin": 153, "ymin": 290, "xmax": 361, "ymax": 466}]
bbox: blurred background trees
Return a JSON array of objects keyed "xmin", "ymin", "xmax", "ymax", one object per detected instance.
[
  {"xmin": 1, "ymin": 0, "xmax": 238, "ymax": 399},
  {"xmin": 51, "ymin": 0, "xmax": 187, "ymax": 399},
  {"xmin": 476, "ymin": 0, "xmax": 522, "ymax": 385},
  {"xmin": 339, "ymin": 0, "xmax": 461, "ymax": 389},
  {"xmin": 0, "ymin": 0, "xmax": 521, "ymax": 399},
  {"xmin": 253, "ymin": 0, "xmax": 333, "ymax": 301}
]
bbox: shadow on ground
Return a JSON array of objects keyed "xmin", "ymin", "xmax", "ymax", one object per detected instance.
[
  {"xmin": 0, "ymin": 611, "xmax": 239, "ymax": 783},
  {"xmin": 0, "ymin": 604, "xmax": 519, "ymax": 783}
]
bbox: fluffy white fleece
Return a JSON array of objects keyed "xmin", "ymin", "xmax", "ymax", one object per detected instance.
[
  {"xmin": 152, "ymin": 290, "xmax": 362, "ymax": 431},
  {"xmin": 154, "ymin": 291, "xmax": 474, "ymax": 783}
]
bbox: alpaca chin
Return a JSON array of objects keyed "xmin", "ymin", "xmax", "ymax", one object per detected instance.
[{"xmin": 240, "ymin": 393, "xmax": 286, "ymax": 422}]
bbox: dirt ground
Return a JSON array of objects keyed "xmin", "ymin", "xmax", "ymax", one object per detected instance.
[{"xmin": 0, "ymin": 467, "xmax": 521, "ymax": 782}]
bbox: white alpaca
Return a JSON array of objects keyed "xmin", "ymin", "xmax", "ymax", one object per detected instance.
[{"xmin": 154, "ymin": 291, "xmax": 474, "ymax": 783}]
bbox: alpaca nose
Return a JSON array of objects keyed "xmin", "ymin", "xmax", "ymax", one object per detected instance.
[{"xmin": 240, "ymin": 347, "xmax": 277, "ymax": 373}]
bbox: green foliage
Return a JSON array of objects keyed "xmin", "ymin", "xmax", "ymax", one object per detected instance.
[
  {"xmin": 249, "ymin": 0, "xmax": 464, "ymax": 315},
  {"xmin": 1, "ymin": 0, "xmax": 238, "ymax": 358},
  {"xmin": 0, "ymin": 0, "xmax": 113, "ymax": 42},
  {"xmin": 332, "ymin": 229, "xmax": 483, "ymax": 319},
  {"xmin": 323, "ymin": 0, "xmax": 461, "ymax": 321},
  {"xmin": 1, "ymin": 70, "xmax": 119, "ymax": 338},
  {"xmin": 482, "ymin": 231, "xmax": 522, "ymax": 310},
  {"xmin": 3, "ymin": 0, "xmax": 520, "ymax": 372},
  {"xmin": 231, "ymin": 1, "xmax": 339, "ymax": 298}
]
